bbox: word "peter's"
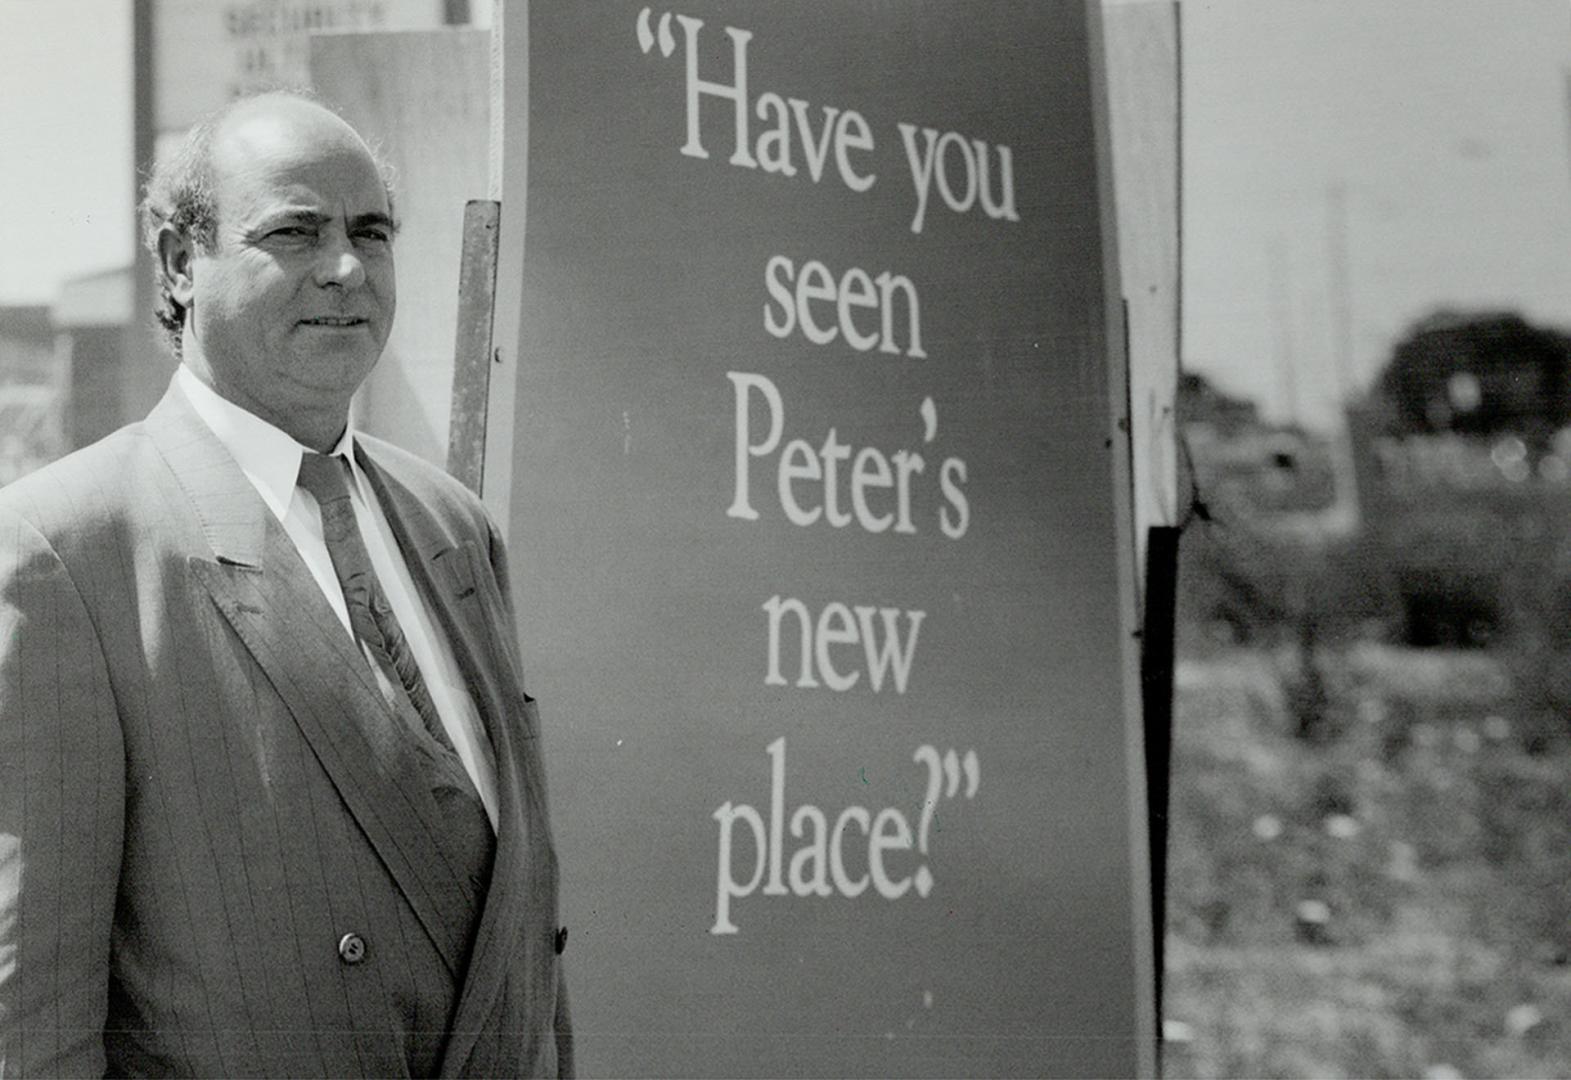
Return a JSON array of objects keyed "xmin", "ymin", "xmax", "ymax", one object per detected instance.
[{"xmin": 726, "ymin": 372, "xmax": 969, "ymax": 539}]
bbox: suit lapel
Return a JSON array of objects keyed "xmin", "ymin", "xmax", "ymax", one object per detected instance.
[
  {"xmin": 145, "ymin": 385, "xmax": 479, "ymax": 976},
  {"xmin": 355, "ymin": 445, "xmax": 521, "ymax": 730},
  {"xmin": 357, "ymin": 448, "xmax": 552, "ymax": 1075}
]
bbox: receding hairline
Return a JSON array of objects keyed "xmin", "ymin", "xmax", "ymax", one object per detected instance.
[
  {"xmin": 199, "ymin": 93, "xmax": 400, "ymax": 238},
  {"xmin": 210, "ymin": 93, "xmax": 386, "ymax": 182}
]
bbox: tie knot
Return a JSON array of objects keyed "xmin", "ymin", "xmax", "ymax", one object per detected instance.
[{"xmin": 298, "ymin": 451, "xmax": 352, "ymax": 506}]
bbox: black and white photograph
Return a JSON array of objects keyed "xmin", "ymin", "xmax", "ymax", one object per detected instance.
[{"xmin": 1, "ymin": 2, "xmax": 1568, "ymax": 1076}]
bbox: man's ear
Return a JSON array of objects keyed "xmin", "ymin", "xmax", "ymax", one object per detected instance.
[{"xmin": 156, "ymin": 225, "xmax": 197, "ymax": 306}]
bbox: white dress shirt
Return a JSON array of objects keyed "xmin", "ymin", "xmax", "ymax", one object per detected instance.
[{"xmin": 176, "ymin": 366, "xmax": 500, "ymax": 829}]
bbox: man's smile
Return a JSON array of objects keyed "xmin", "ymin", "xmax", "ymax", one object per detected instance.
[{"xmin": 298, "ymin": 315, "xmax": 368, "ymax": 327}]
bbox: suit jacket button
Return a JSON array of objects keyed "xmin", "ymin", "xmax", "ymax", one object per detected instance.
[
  {"xmin": 338, "ymin": 932, "xmax": 367, "ymax": 965},
  {"xmin": 554, "ymin": 926, "xmax": 568, "ymax": 955}
]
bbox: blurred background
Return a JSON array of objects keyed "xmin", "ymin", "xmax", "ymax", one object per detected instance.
[
  {"xmin": 1169, "ymin": 3, "xmax": 1571, "ymax": 1077},
  {"xmin": 3, "ymin": 1, "xmax": 1570, "ymax": 1075}
]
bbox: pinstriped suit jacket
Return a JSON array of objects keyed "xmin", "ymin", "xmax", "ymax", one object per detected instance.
[{"xmin": 0, "ymin": 381, "xmax": 571, "ymax": 1077}]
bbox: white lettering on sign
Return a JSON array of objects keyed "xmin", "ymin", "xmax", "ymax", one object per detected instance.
[
  {"xmin": 763, "ymin": 255, "xmax": 925, "ymax": 358},
  {"xmin": 761, "ymin": 596, "xmax": 925, "ymax": 694},
  {"xmin": 672, "ymin": 14, "xmax": 877, "ymax": 193},
  {"xmin": 635, "ymin": 8, "xmax": 1024, "ymax": 233},
  {"xmin": 725, "ymin": 372, "xmax": 968, "ymax": 538},
  {"xmin": 711, "ymin": 738, "xmax": 981, "ymax": 934},
  {"xmin": 897, "ymin": 123, "xmax": 1020, "ymax": 235},
  {"xmin": 626, "ymin": 10, "xmax": 1023, "ymax": 940}
]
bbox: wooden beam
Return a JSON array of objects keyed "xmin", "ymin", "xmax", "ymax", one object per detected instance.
[{"xmin": 447, "ymin": 200, "xmax": 502, "ymax": 494}]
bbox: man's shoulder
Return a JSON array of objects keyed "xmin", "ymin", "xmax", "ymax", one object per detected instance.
[
  {"xmin": 357, "ymin": 433, "xmax": 491, "ymax": 533},
  {"xmin": 0, "ymin": 423, "xmax": 161, "ymax": 538}
]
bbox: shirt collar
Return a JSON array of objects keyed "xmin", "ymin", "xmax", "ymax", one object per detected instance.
[{"xmin": 175, "ymin": 364, "xmax": 359, "ymax": 520}]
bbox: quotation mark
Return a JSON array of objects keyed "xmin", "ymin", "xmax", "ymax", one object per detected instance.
[
  {"xmin": 913, "ymin": 745, "xmax": 980, "ymax": 897},
  {"xmin": 636, "ymin": 7, "xmax": 677, "ymax": 57}
]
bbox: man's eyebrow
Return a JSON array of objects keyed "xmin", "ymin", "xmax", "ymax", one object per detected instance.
[
  {"xmin": 247, "ymin": 209, "xmax": 399, "ymax": 235},
  {"xmin": 351, "ymin": 211, "xmax": 400, "ymax": 235},
  {"xmin": 250, "ymin": 208, "xmax": 325, "ymax": 229}
]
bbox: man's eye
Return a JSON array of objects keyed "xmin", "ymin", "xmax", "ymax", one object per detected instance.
[
  {"xmin": 269, "ymin": 226, "xmax": 315, "ymax": 240},
  {"xmin": 354, "ymin": 229, "xmax": 391, "ymax": 245}
]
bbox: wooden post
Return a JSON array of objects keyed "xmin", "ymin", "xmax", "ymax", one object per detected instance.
[{"xmin": 447, "ymin": 200, "xmax": 502, "ymax": 493}]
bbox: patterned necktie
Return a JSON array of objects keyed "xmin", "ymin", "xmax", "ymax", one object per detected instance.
[{"xmin": 296, "ymin": 450, "xmax": 456, "ymax": 755}]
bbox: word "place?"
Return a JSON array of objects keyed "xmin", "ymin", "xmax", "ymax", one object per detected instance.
[{"xmin": 711, "ymin": 737, "xmax": 980, "ymax": 934}]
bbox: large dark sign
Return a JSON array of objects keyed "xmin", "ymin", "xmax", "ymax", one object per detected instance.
[{"xmin": 491, "ymin": 3, "xmax": 1153, "ymax": 1074}]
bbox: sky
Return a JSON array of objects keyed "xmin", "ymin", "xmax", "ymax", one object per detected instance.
[
  {"xmin": 3, "ymin": 0, "xmax": 1570, "ymax": 431},
  {"xmin": 1181, "ymin": 0, "xmax": 1571, "ymax": 427},
  {"xmin": 0, "ymin": 0, "xmax": 133, "ymax": 305}
]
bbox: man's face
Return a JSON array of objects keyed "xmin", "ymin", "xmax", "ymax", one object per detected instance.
[{"xmin": 182, "ymin": 98, "xmax": 396, "ymax": 443}]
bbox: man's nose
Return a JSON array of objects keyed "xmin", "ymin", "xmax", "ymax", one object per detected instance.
[{"xmin": 314, "ymin": 235, "xmax": 366, "ymax": 289}]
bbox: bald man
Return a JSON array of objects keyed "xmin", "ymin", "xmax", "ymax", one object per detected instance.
[{"xmin": 0, "ymin": 93, "xmax": 571, "ymax": 1077}]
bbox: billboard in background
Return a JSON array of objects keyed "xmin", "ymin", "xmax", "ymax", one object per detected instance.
[
  {"xmin": 152, "ymin": 0, "xmax": 447, "ymax": 135},
  {"xmin": 491, "ymin": 2, "xmax": 1153, "ymax": 1075}
]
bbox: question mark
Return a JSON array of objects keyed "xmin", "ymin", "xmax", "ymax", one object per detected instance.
[{"xmin": 912, "ymin": 744, "xmax": 942, "ymax": 897}]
